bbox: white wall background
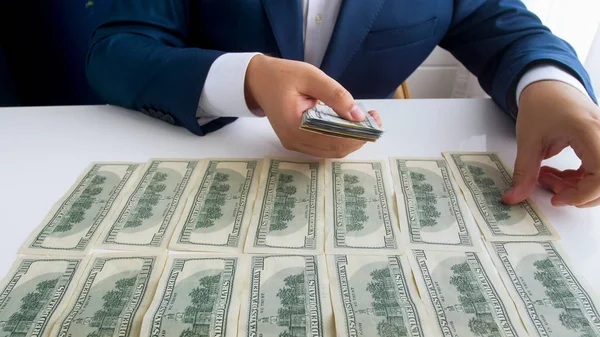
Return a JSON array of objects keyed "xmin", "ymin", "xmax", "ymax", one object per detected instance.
[{"xmin": 407, "ymin": 0, "xmax": 600, "ymax": 99}]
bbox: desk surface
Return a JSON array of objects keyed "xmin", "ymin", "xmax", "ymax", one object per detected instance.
[{"xmin": 1, "ymin": 99, "xmax": 598, "ymax": 290}]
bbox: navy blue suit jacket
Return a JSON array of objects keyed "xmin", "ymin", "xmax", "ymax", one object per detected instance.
[{"xmin": 87, "ymin": 0, "xmax": 596, "ymax": 136}]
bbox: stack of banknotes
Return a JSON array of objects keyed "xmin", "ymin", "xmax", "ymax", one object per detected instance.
[
  {"xmin": 300, "ymin": 103, "xmax": 383, "ymax": 141},
  {"xmin": 2, "ymin": 153, "xmax": 599, "ymax": 336}
]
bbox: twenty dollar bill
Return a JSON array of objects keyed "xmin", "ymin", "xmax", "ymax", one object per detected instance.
[
  {"xmin": 327, "ymin": 254, "xmax": 433, "ymax": 337},
  {"xmin": 486, "ymin": 241, "xmax": 600, "ymax": 337},
  {"xmin": 20, "ymin": 163, "xmax": 142, "ymax": 255},
  {"xmin": 0, "ymin": 256, "xmax": 88, "ymax": 337},
  {"xmin": 409, "ymin": 249, "xmax": 528, "ymax": 337},
  {"xmin": 443, "ymin": 152, "xmax": 558, "ymax": 241},
  {"xmin": 244, "ymin": 158, "xmax": 324, "ymax": 254},
  {"xmin": 97, "ymin": 160, "xmax": 202, "ymax": 251},
  {"xmin": 140, "ymin": 254, "xmax": 246, "ymax": 337},
  {"xmin": 238, "ymin": 255, "xmax": 334, "ymax": 337},
  {"xmin": 390, "ymin": 158, "xmax": 479, "ymax": 251},
  {"xmin": 169, "ymin": 159, "xmax": 262, "ymax": 253},
  {"xmin": 325, "ymin": 160, "xmax": 402, "ymax": 254}
]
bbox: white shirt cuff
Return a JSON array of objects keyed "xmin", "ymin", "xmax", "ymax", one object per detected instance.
[
  {"xmin": 516, "ymin": 64, "xmax": 591, "ymax": 108},
  {"xmin": 197, "ymin": 52, "xmax": 263, "ymax": 122}
]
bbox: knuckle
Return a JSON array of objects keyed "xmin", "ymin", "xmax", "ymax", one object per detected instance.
[{"xmin": 332, "ymin": 87, "xmax": 349, "ymax": 102}]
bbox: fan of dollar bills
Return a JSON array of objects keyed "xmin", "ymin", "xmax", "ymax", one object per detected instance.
[{"xmin": 300, "ymin": 103, "xmax": 383, "ymax": 141}]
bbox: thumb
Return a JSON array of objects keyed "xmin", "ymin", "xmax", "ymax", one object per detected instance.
[
  {"xmin": 502, "ymin": 141, "xmax": 543, "ymax": 204},
  {"xmin": 301, "ymin": 68, "xmax": 365, "ymax": 122}
]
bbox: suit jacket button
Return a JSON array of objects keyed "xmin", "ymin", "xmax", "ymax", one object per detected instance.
[{"xmin": 163, "ymin": 113, "xmax": 176, "ymax": 124}]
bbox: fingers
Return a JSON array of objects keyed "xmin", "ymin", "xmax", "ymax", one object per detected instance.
[
  {"xmin": 300, "ymin": 69, "xmax": 365, "ymax": 122},
  {"xmin": 289, "ymin": 139, "xmax": 364, "ymax": 158},
  {"xmin": 538, "ymin": 171, "xmax": 578, "ymax": 194},
  {"xmin": 552, "ymin": 175, "xmax": 600, "ymax": 206},
  {"xmin": 502, "ymin": 141, "xmax": 545, "ymax": 205},
  {"xmin": 368, "ymin": 110, "xmax": 383, "ymax": 127},
  {"xmin": 540, "ymin": 166, "xmax": 584, "ymax": 179},
  {"xmin": 551, "ymin": 129, "xmax": 600, "ymax": 206},
  {"xmin": 576, "ymin": 197, "xmax": 600, "ymax": 208}
]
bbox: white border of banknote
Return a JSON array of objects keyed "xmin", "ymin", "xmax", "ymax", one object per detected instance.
[
  {"xmin": 51, "ymin": 252, "xmax": 166, "ymax": 337},
  {"xmin": 0, "ymin": 255, "xmax": 91, "ymax": 336},
  {"xmin": 443, "ymin": 152, "xmax": 559, "ymax": 241},
  {"xmin": 244, "ymin": 158, "xmax": 325, "ymax": 254},
  {"xmin": 169, "ymin": 159, "xmax": 262, "ymax": 253},
  {"xmin": 19, "ymin": 162, "xmax": 143, "ymax": 256},
  {"xmin": 485, "ymin": 240, "xmax": 600, "ymax": 336},
  {"xmin": 408, "ymin": 249, "xmax": 529, "ymax": 336},
  {"xmin": 325, "ymin": 159, "xmax": 403, "ymax": 254},
  {"xmin": 140, "ymin": 253, "xmax": 247, "ymax": 337},
  {"xmin": 96, "ymin": 159, "xmax": 204, "ymax": 251},
  {"xmin": 237, "ymin": 254, "xmax": 334, "ymax": 337},
  {"xmin": 390, "ymin": 157, "xmax": 481, "ymax": 251}
]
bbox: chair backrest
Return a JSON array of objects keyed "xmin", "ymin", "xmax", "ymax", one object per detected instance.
[{"xmin": 0, "ymin": 1, "xmax": 112, "ymax": 106}]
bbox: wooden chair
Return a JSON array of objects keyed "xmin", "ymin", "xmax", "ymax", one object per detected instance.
[{"xmin": 393, "ymin": 82, "xmax": 411, "ymax": 99}]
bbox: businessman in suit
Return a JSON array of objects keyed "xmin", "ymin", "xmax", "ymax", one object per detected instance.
[{"xmin": 87, "ymin": 0, "xmax": 600, "ymax": 208}]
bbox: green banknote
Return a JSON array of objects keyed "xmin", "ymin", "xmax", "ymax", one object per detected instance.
[
  {"xmin": 325, "ymin": 160, "xmax": 402, "ymax": 254},
  {"xmin": 97, "ymin": 160, "xmax": 203, "ymax": 251},
  {"xmin": 20, "ymin": 163, "xmax": 142, "ymax": 255},
  {"xmin": 238, "ymin": 255, "xmax": 334, "ymax": 337},
  {"xmin": 327, "ymin": 254, "xmax": 433, "ymax": 337},
  {"xmin": 170, "ymin": 159, "xmax": 262, "ymax": 253},
  {"xmin": 390, "ymin": 158, "xmax": 479, "ymax": 251},
  {"xmin": 244, "ymin": 158, "xmax": 324, "ymax": 254},
  {"xmin": 51, "ymin": 253, "xmax": 165, "ymax": 337},
  {"xmin": 443, "ymin": 152, "xmax": 558, "ymax": 241},
  {"xmin": 140, "ymin": 254, "xmax": 246, "ymax": 337},
  {"xmin": 409, "ymin": 249, "xmax": 529, "ymax": 337},
  {"xmin": 0, "ymin": 256, "xmax": 88, "ymax": 337},
  {"xmin": 486, "ymin": 241, "xmax": 600, "ymax": 337}
]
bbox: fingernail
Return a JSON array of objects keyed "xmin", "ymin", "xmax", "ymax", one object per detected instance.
[
  {"xmin": 349, "ymin": 105, "xmax": 365, "ymax": 120},
  {"xmin": 554, "ymin": 188, "xmax": 577, "ymax": 204}
]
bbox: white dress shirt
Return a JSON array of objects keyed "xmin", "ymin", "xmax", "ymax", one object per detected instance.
[{"xmin": 196, "ymin": 0, "xmax": 590, "ymax": 123}]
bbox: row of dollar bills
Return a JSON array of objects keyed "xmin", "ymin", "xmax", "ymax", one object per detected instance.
[{"xmin": 0, "ymin": 153, "xmax": 598, "ymax": 336}]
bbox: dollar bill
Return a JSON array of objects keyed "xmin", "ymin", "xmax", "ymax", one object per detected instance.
[
  {"xmin": 97, "ymin": 159, "xmax": 203, "ymax": 251},
  {"xmin": 390, "ymin": 158, "xmax": 480, "ymax": 251},
  {"xmin": 244, "ymin": 158, "xmax": 324, "ymax": 254},
  {"xmin": 0, "ymin": 256, "xmax": 88, "ymax": 337},
  {"xmin": 325, "ymin": 160, "xmax": 402, "ymax": 254},
  {"xmin": 300, "ymin": 103, "xmax": 383, "ymax": 142},
  {"xmin": 443, "ymin": 152, "xmax": 559, "ymax": 241},
  {"xmin": 486, "ymin": 241, "xmax": 600, "ymax": 337},
  {"xmin": 51, "ymin": 253, "xmax": 166, "ymax": 337},
  {"xmin": 238, "ymin": 255, "xmax": 334, "ymax": 337},
  {"xmin": 20, "ymin": 163, "xmax": 142, "ymax": 256},
  {"xmin": 169, "ymin": 159, "xmax": 262, "ymax": 253},
  {"xmin": 327, "ymin": 254, "xmax": 433, "ymax": 337},
  {"xmin": 140, "ymin": 254, "xmax": 246, "ymax": 337},
  {"xmin": 409, "ymin": 249, "xmax": 529, "ymax": 337}
]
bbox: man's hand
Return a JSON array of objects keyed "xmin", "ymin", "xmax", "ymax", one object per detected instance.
[
  {"xmin": 244, "ymin": 55, "xmax": 381, "ymax": 158},
  {"xmin": 502, "ymin": 80, "xmax": 600, "ymax": 207}
]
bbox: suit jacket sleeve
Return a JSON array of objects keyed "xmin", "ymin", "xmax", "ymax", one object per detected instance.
[
  {"xmin": 439, "ymin": 0, "xmax": 597, "ymax": 117},
  {"xmin": 86, "ymin": 0, "xmax": 236, "ymax": 135}
]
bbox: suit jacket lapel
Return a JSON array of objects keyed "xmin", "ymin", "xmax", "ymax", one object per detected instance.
[
  {"xmin": 261, "ymin": 0, "xmax": 304, "ymax": 61},
  {"xmin": 321, "ymin": 0, "xmax": 387, "ymax": 79}
]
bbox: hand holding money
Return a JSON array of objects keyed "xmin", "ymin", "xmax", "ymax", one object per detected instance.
[
  {"xmin": 301, "ymin": 103, "xmax": 384, "ymax": 142},
  {"xmin": 245, "ymin": 54, "xmax": 375, "ymax": 158}
]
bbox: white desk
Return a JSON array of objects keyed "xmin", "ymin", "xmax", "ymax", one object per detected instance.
[{"xmin": 1, "ymin": 99, "xmax": 598, "ymax": 290}]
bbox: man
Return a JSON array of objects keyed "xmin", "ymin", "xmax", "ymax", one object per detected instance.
[{"xmin": 87, "ymin": 0, "xmax": 600, "ymax": 208}]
